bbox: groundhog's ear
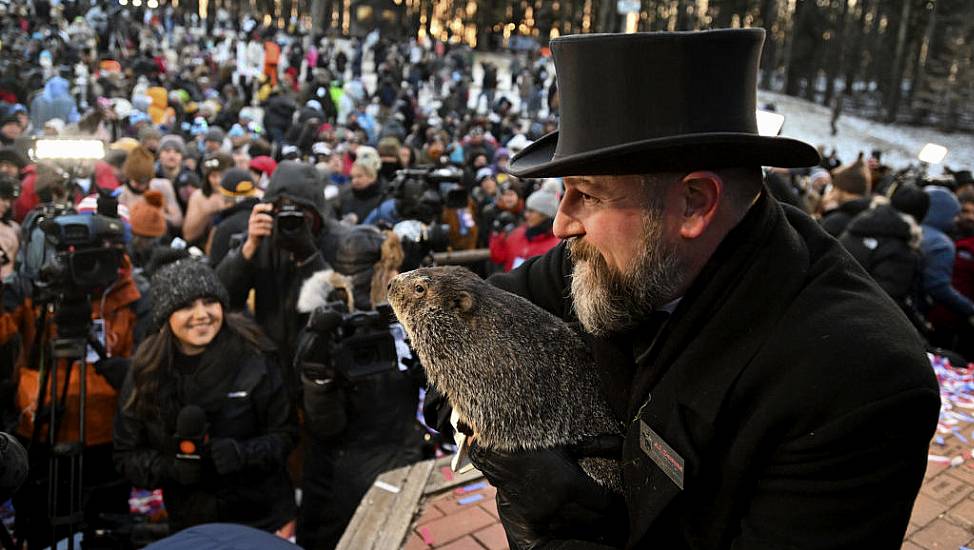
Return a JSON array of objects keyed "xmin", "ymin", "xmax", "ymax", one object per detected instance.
[{"xmin": 453, "ymin": 291, "xmax": 474, "ymax": 313}]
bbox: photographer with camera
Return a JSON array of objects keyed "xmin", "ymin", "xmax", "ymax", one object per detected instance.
[
  {"xmin": 216, "ymin": 160, "xmax": 347, "ymax": 371},
  {"xmin": 113, "ymin": 259, "xmax": 297, "ymax": 536},
  {"xmin": 293, "ymin": 229, "xmax": 425, "ymax": 550}
]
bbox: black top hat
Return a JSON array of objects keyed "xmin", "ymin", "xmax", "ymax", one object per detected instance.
[{"xmin": 509, "ymin": 29, "xmax": 820, "ymax": 178}]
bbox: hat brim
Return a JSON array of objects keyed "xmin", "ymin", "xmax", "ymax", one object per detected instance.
[{"xmin": 508, "ymin": 131, "xmax": 821, "ymax": 178}]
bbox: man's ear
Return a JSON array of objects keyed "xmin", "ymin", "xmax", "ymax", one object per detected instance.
[
  {"xmin": 678, "ymin": 171, "xmax": 723, "ymax": 239},
  {"xmin": 454, "ymin": 291, "xmax": 474, "ymax": 313}
]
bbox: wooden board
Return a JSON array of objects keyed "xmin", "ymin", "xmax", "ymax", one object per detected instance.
[{"xmin": 336, "ymin": 458, "xmax": 436, "ymax": 550}]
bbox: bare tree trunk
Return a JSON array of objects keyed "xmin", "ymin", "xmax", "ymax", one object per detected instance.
[
  {"xmin": 822, "ymin": 0, "xmax": 850, "ymax": 106},
  {"xmin": 884, "ymin": 0, "xmax": 913, "ymax": 122},
  {"xmin": 841, "ymin": 0, "xmax": 871, "ymax": 96},
  {"xmin": 757, "ymin": 0, "xmax": 779, "ymax": 88}
]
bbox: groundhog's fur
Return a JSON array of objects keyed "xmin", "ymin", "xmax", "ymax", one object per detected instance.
[{"xmin": 388, "ymin": 266, "xmax": 622, "ymax": 490}]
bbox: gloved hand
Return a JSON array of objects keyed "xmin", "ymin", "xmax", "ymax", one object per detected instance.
[
  {"xmin": 93, "ymin": 357, "xmax": 129, "ymax": 390},
  {"xmin": 209, "ymin": 438, "xmax": 244, "ymax": 475},
  {"xmin": 468, "ymin": 435, "xmax": 628, "ymax": 550},
  {"xmin": 166, "ymin": 458, "xmax": 202, "ymax": 485}
]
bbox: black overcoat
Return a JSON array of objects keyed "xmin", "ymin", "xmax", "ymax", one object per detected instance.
[{"xmin": 490, "ymin": 191, "xmax": 940, "ymax": 548}]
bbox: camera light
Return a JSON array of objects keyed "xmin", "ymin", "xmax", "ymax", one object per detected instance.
[
  {"xmin": 918, "ymin": 143, "xmax": 948, "ymax": 165},
  {"xmin": 31, "ymin": 139, "xmax": 106, "ymax": 161},
  {"xmin": 147, "ymin": 0, "xmax": 158, "ymax": 7},
  {"xmin": 132, "ymin": 0, "xmax": 142, "ymax": 6},
  {"xmin": 756, "ymin": 110, "xmax": 785, "ymax": 137},
  {"xmin": 119, "ymin": 0, "xmax": 127, "ymax": 5}
]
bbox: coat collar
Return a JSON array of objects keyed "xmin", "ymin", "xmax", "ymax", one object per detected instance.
[{"xmin": 622, "ymin": 191, "xmax": 812, "ymax": 544}]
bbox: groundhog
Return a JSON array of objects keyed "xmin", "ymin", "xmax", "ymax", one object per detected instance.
[{"xmin": 388, "ymin": 266, "xmax": 622, "ymax": 491}]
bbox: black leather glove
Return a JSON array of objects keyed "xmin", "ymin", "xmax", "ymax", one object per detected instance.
[
  {"xmin": 209, "ymin": 438, "xmax": 244, "ymax": 475},
  {"xmin": 93, "ymin": 357, "xmax": 129, "ymax": 390},
  {"xmin": 468, "ymin": 435, "xmax": 628, "ymax": 550},
  {"xmin": 166, "ymin": 458, "xmax": 202, "ymax": 485}
]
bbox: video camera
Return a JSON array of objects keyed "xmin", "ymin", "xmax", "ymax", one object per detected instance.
[
  {"xmin": 387, "ymin": 165, "xmax": 467, "ymax": 269},
  {"xmin": 296, "ymin": 301, "xmax": 403, "ymax": 438},
  {"xmin": 299, "ymin": 301, "xmax": 400, "ymax": 383},
  {"xmin": 390, "ymin": 165, "xmax": 467, "ymax": 223},
  {"xmin": 38, "ymin": 213, "xmax": 126, "ymax": 296}
]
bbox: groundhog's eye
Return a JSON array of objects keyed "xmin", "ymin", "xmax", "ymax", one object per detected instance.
[{"xmin": 415, "ymin": 284, "xmax": 426, "ymax": 295}]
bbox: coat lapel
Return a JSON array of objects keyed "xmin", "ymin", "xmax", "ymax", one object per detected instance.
[{"xmin": 622, "ymin": 194, "xmax": 813, "ymax": 545}]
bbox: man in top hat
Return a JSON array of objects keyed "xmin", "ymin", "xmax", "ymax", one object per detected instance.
[{"xmin": 464, "ymin": 29, "xmax": 939, "ymax": 548}]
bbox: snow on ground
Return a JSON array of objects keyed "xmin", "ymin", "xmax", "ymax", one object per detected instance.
[{"xmin": 759, "ymin": 90, "xmax": 974, "ymax": 172}]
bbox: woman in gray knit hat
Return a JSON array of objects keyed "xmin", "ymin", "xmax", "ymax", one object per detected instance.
[{"xmin": 112, "ymin": 259, "xmax": 298, "ymax": 536}]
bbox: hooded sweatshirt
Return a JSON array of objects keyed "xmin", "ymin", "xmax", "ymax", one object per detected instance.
[
  {"xmin": 921, "ymin": 186, "xmax": 974, "ymax": 317},
  {"xmin": 29, "ymin": 77, "xmax": 80, "ymax": 131},
  {"xmin": 216, "ymin": 161, "xmax": 347, "ymax": 369}
]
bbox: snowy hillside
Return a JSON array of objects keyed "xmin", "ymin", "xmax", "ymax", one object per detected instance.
[{"xmin": 758, "ymin": 91, "xmax": 974, "ymax": 172}]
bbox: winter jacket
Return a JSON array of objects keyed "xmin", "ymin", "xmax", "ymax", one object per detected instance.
[
  {"xmin": 113, "ymin": 327, "xmax": 297, "ymax": 533},
  {"xmin": 921, "ymin": 186, "xmax": 974, "ymax": 318},
  {"xmin": 820, "ymin": 196, "xmax": 870, "ymax": 237},
  {"xmin": 337, "ymin": 182, "xmax": 385, "ymax": 224},
  {"xmin": 216, "ymin": 165, "xmax": 348, "ymax": 369},
  {"xmin": 489, "ymin": 222, "xmax": 559, "ymax": 272},
  {"xmin": 262, "ymin": 93, "xmax": 296, "ymax": 142},
  {"xmin": 7, "ymin": 264, "xmax": 141, "ymax": 446},
  {"xmin": 29, "ymin": 77, "xmax": 80, "ymax": 131},
  {"xmin": 208, "ymin": 198, "xmax": 259, "ymax": 267},
  {"xmin": 489, "ymin": 191, "xmax": 939, "ymax": 547},
  {"xmin": 13, "ymin": 164, "xmax": 37, "ymax": 223},
  {"xmin": 839, "ymin": 199, "xmax": 923, "ymax": 304}
]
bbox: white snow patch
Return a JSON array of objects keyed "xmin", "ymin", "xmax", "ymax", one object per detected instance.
[{"xmin": 759, "ymin": 91, "xmax": 974, "ymax": 172}]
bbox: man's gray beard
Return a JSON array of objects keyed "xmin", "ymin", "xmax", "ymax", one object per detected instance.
[{"xmin": 567, "ymin": 211, "xmax": 684, "ymax": 336}]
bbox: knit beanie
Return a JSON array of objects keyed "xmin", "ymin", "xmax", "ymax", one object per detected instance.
[
  {"xmin": 123, "ymin": 146, "xmax": 156, "ymax": 185},
  {"xmin": 150, "ymin": 259, "xmax": 229, "ymax": 330},
  {"xmin": 205, "ymin": 127, "xmax": 226, "ymax": 144},
  {"xmin": 159, "ymin": 134, "xmax": 186, "ymax": 155},
  {"xmin": 129, "ymin": 190, "xmax": 167, "ymax": 237},
  {"xmin": 831, "ymin": 153, "xmax": 871, "ymax": 196},
  {"xmin": 138, "ymin": 126, "xmax": 162, "ymax": 144},
  {"xmin": 526, "ymin": 190, "xmax": 559, "ymax": 218}
]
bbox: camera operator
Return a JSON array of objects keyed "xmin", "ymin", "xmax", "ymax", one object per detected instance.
[
  {"xmin": 113, "ymin": 259, "xmax": 297, "ymax": 536},
  {"xmin": 3, "ymin": 199, "xmax": 143, "ymax": 548},
  {"xmin": 215, "ymin": 160, "xmax": 347, "ymax": 371},
  {"xmin": 294, "ymin": 227, "xmax": 425, "ymax": 549}
]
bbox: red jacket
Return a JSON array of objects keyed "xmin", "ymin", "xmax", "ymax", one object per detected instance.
[
  {"xmin": 489, "ymin": 223, "xmax": 560, "ymax": 272},
  {"xmin": 13, "ymin": 164, "xmax": 37, "ymax": 223}
]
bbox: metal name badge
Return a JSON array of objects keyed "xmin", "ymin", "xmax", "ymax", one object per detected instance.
[{"xmin": 640, "ymin": 420, "xmax": 685, "ymax": 490}]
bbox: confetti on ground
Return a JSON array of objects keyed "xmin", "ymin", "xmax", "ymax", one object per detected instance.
[{"xmin": 930, "ymin": 354, "xmax": 974, "ymax": 468}]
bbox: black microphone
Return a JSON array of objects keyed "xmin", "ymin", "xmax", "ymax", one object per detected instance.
[
  {"xmin": 175, "ymin": 405, "xmax": 208, "ymax": 461},
  {"xmin": 0, "ymin": 432, "xmax": 27, "ymax": 502}
]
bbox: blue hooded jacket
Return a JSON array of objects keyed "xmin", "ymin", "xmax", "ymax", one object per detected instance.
[
  {"xmin": 29, "ymin": 77, "xmax": 80, "ymax": 131},
  {"xmin": 921, "ymin": 186, "xmax": 974, "ymax": 317}
]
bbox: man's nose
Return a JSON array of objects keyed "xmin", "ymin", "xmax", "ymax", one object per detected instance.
[{"xmin": 553, "ymin": 207, "xmax": 584, "ymax": 240}]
